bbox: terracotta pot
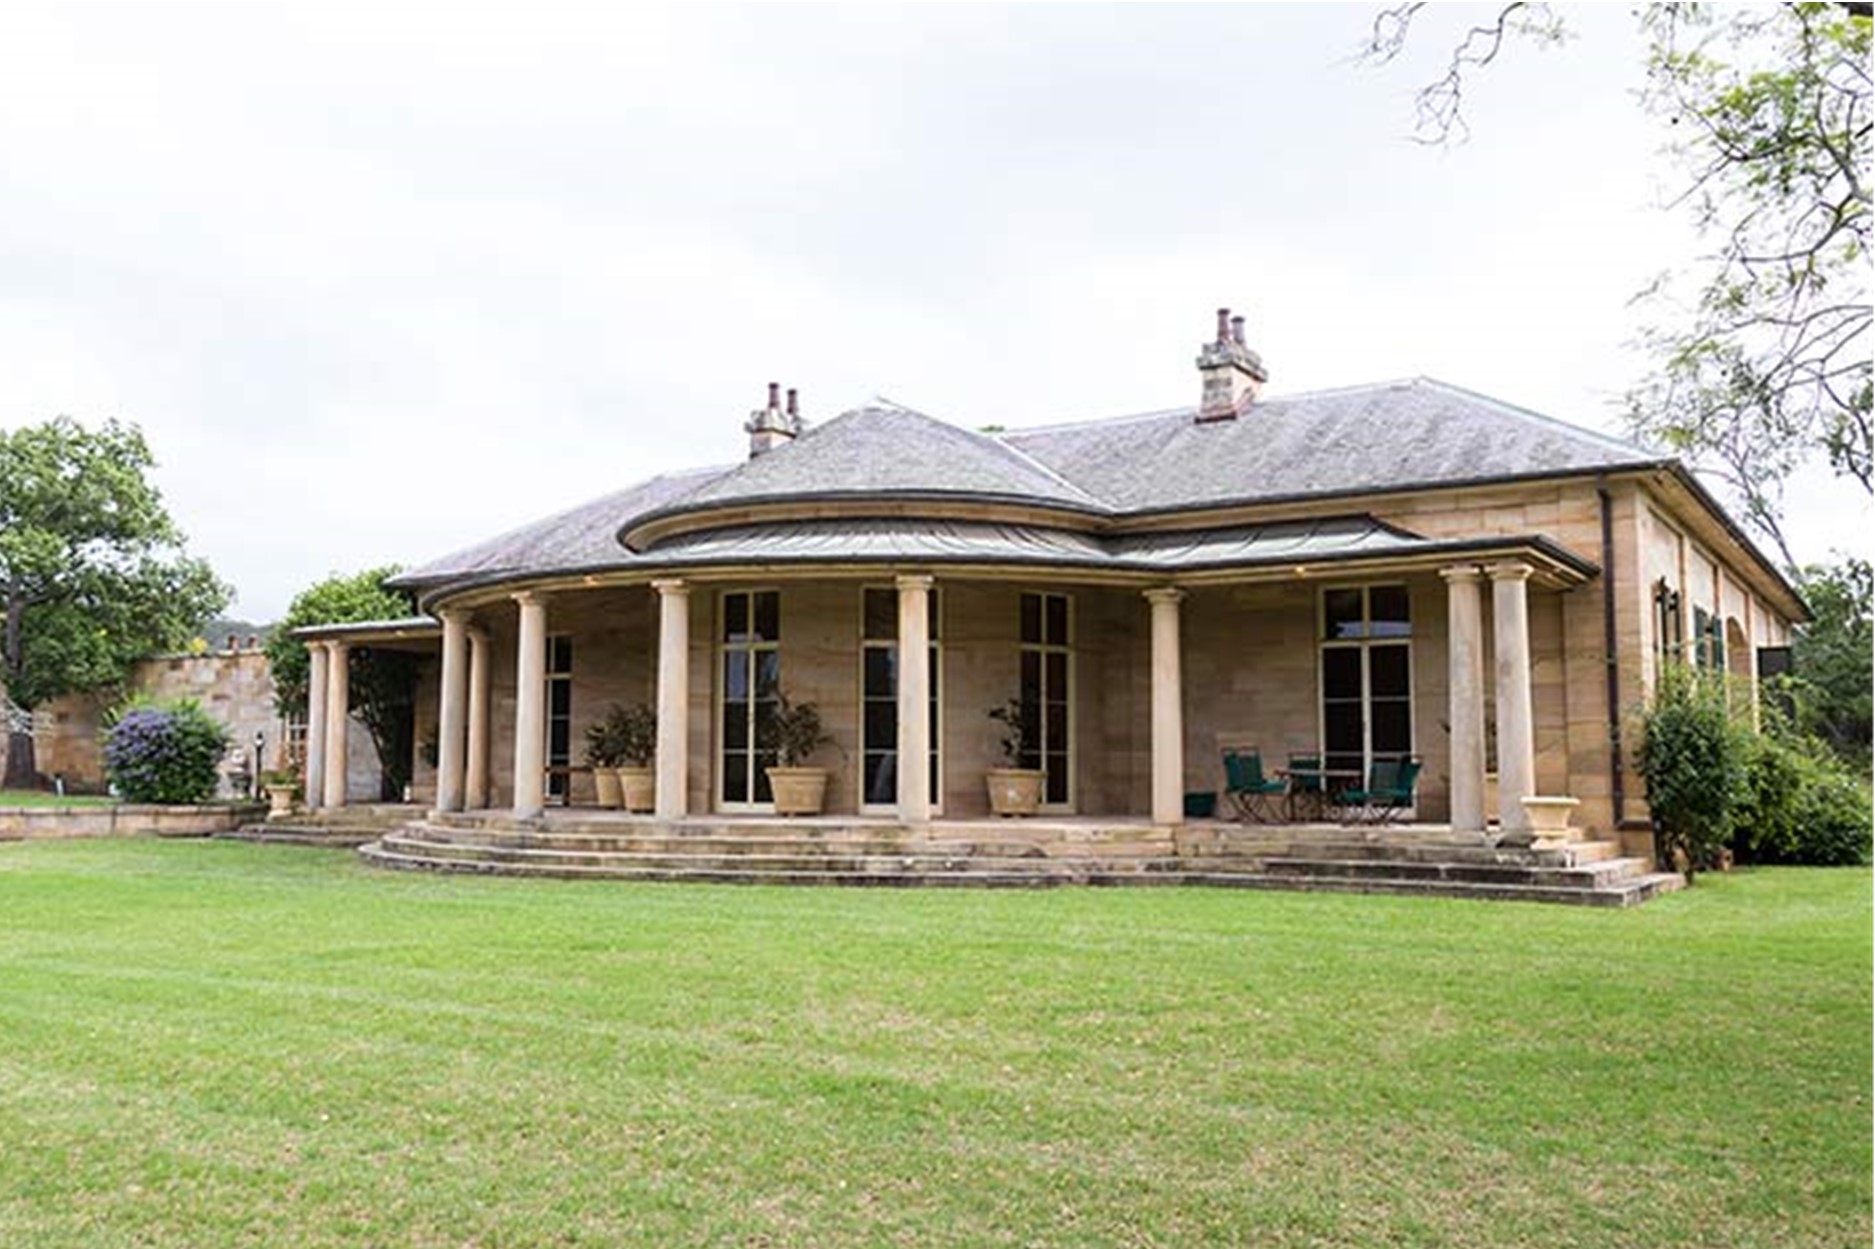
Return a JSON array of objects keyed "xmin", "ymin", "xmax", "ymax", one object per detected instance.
[
  {"xmin": 985, "ymin": 768, "xmax": 1045, "ymax": 817},
  {"xmin": 592, "ymin": 767, "xmax": 623, "ymax": 809},
  {"xmin": 766, "ymin": 766, "xmax": 829, "ymax": 816},
  {"xmin": 615, "ymin": 766, "xmax": 656, "ymax": 814}
]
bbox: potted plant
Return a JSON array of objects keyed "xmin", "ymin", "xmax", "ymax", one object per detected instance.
[
  {"xmin": 763, "ymin": 692, "xmax": 835, "ymax": 816},
  {"xmin": 609, "ymin": 703, "xmax": 660, "ymax": 813},
  {"xmin": 261, "ymin": 769, "xmax": 300, "ymax": 820},
  {"xmin": 986, "ymin": 697, "xmax": 1046, "ymax": 817},
  {"xmin": 583, "ymin": 711, "xmax": 628, "ymax": 808}
]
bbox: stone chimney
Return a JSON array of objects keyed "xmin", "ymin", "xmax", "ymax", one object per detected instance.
[
  {"xmin": 745, "ymin": 381, "xmax": 803, "ymax": 457},
  {"xmin": 1195, "ymin": 306, "xmax": 1268, "ymax": 421}
]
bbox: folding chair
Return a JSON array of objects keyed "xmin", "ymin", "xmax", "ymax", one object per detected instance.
[
  {"xmin": 1223, "ymin": 748, "xmax": 1287, "ymax": 823},
  {"xmin": 1337, "ymin": 755, "xmax": 1424, "ymax": 825}
]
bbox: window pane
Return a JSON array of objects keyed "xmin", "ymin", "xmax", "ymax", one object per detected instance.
[
  {"xmin": 549, "ymin": 637, "xmax": 573, "ymax": 673},
  {"xmin": 549, "ymin": 682, "xmax": 571, "ymax": 717},
  {"xmin": 723, "ymin": 706, "xmax": 748, "ymax": 751},
  {"xmin": 1045, "ymin": 595, "xmax": 1069, "ymax": 646},
  {"xmin": 1369, "ymin": 586, "xmax": 1411, "ymax": 637},
  {"xmin": 1045, "ymin": 757, "xmax": 1068, "ymax": 804},
  {"xmin": 1324, "ymin": 588, "xmax": 1364, "ymax": 640},
  {"xmin": 928, "ymin": 589, "xmax": 942, "ymax": 640},
  {"xmin": 1044, "ymin": 651, "xmax": 1067, "ymax": 697},
  {"xmin": 1020, "ymin": 593, "xmax": 1041, "ymax": 644},
  {"xmin": 1369, "ymin": 645, "xmax": 1410, "ymax": 697},
  {"xmin": 1324, "ymin": 702, "xmax": 1363, "ymax": 754},
  {"xmin": 754, "ymin": 591, "xmax": 780, "ymax": 643},
  {"xmin": 1044, "ymin": 702, "xmax": 1067, "ymax": 750},
  {"xmin": 722, "ymin": 753, "xmax": 747, "ymax": 803},
  {"xmin": 865, "ymin": 701, "xmax": 897, "ymax": 749},
  {"xmin": 864, "ymin": 646, "xmax": 896, "ymax": 697},
  {"xmin": 753, "ymin": 756, "xmax": 775, "ymax": 803},
  {"xmin": 863, "ymin": 754, "xmax": 895, "ymax": 805},
  {"xmin": 723, "ymin": 593, "xmax": 748, "ymax": 643},
  {"xmin": 1370, "ymin": 700, "xmax": 1411, "ymax": 754},
  {"xmin": 1020, "ymin": 651, "xmax": 1041, "ymax": 702},
  {"xmin": 1322, "ymin": 648, "xmax": 1362, "ymax": 699},
  {"xmin": 755, "ymin": 650, "xmax": 780, "ymax": 698},
  {"xmin": 863, "ymin": 589, "xmax": 895, "ymax": 641},
  {"xmin": 1326, "ymin": 752, "xmax": 1365, "ymax": 781},
  {"xmin": 723, "ymin": 652, "xmax": 749, "ymax": 702}
]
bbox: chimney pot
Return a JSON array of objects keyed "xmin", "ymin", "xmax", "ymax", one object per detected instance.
[
  {"xmin": 785, "ymin": 388, "xmax": 798, "ymax": 418},
  {"xmin": 1230, "ymin": 315, "xmax": 1245, "ymax": 346},
  {"xmin": 1215, "ymin": 307, "xmax": 1231, "ymax": 343},
  {"xmin": 766, "ymin": 381, "xmax": 780, "ymax": 409}
]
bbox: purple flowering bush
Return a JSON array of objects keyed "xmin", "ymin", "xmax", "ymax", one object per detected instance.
[{"xmin": 102, "ymin": 699, "xmax": 230, "ymax": 804}]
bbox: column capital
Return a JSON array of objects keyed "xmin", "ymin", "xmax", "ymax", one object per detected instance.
[
  {"xmin": 326, "ymin": 638, "xmax": 350, "ymax": 657},
  {"xmin": 651, "ymin": 578, "xmax": 689, "ymax": 599},
  {"xmin": 437, "ymin": 606, "xmax": 469, "ymax": 626},
  {"xmin": 1142, "ymin": 586, "xmax": 1186, "ymax": 606},
  {"xmin": 1487, "ymin": 560, "xmax": 1534, "ymax": 584},
  {"xmin": 466, "ymin": 625, "xmax": 491, "ymax": 646},
  {"xmin": 1439, "ymin": 564, "xmax": 1484, "ymax": 585},
  {"xmin": 511, "ymin": 590, "xmax": 547, "ymax": 608},
  {"xmin": 894, "ymin": 573, "xmax": 935, "ymax": 593}
]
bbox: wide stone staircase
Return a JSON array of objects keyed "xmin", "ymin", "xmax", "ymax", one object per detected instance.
[
  {"xmin": 220, "ymin": 803, "xmax": 422, "ymax": 848},
  {"xmin": 356, "ymin": 814, "xmax": 1685, "ymax": 906}
]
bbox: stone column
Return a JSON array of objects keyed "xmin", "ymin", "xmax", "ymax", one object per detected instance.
[
  {"xmin": 511, "ymin": 593, "xmax": 548, "ymax": 820},
  {"xmin": 435, "ymin": 609, "xmax": 468, "ymax": 812},
  {"xmin": 466, "ymin": 627, "xmax": 491, "ymax": 809},
  {"xmin": 1490, "ymin": 562, "xmax": 1537, "ymax": 839},
  {"xmin": 895, "ymin": 574, "xmax": 934, "ymax": 824},
  {"xmin": 1441, "ymin": 566, "xmax": 1487, "ymax": 835},
  {"xmin": 304, "ymin": 641, "xmax": 329, "ymax": 811},
  {"xmin": 322, "ymin": 641, "xmax": 351, "ymax": 809},
  {"xmin": 1144, "ymin": 587, "xmax": 1186, "ymax": 826},
  {"xmin": 653, "ymin": 580, "xmax": 690, "ymax": 819}
]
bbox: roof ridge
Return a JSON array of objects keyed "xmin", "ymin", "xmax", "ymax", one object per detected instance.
[{"xmin": 1003, "ymin": 377, "xmax": 1438, "ymax": 437}]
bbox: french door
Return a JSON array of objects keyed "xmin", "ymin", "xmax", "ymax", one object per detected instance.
[
  {"xmin": 719, "ymin": 590, "xmax": 780, "ymax": 808},
  {"xmin": 1320, "ymin": 585, "xmax": 1413, "ymax": 784},
  {"xmin": 860, "ymin": 587, "xmax": 941, "ymax": 811}
]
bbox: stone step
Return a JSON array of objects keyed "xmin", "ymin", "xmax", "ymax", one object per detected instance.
[
  {"xmin": 1232, "ymin": 854, "xmax": 1650, "ymax": 890},
  {"xmin": 358, "ymin": 843, "xmax": 1185, "ymax": 888},
  {"xmin": 1184, "ymin": 869, "xmax": 1687, "ymax": 908},
  {"xmin": 217, "ymin": 824, "xmax": 381, "ymax": 848},
  {"xmin": 397, "ymin": 822, "xmax": 1174, "ymax": 860},
  {"xmin": 374, "ymin": 834, "xmax": 1185, "ymax": 878},
  {"xmin": 1185, "ymin": 837, "xmax": 1625, "ymax": 869}
]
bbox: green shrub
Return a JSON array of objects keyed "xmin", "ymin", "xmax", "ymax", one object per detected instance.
[
  {"xmin": 102, "ymin": 698, "xmax": 231, "ymax": 804},
  {"xmin": 1638, "ymin": 666, "xmax": 1747, "ymax": 879}
]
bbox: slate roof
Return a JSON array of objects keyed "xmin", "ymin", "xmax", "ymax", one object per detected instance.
[
  {"xmin": 389, "ymin": 379, "xmax": 1658, "ymax": 593},
  {"xmin": 1000, "ymin": 378, "xmax": 1659, "ymax": 515},
  {"xmin": 645, "ymin": 403, "xmax": 1107, "ymax": 518}
]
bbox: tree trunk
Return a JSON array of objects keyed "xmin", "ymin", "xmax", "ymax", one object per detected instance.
[
  {"xmin": 1, "ymin": 589, "xmax": 35, "ymax": 790},
  {"xmin": 3, "ymin": 729, "xmax": 36, "ymax": 791}
]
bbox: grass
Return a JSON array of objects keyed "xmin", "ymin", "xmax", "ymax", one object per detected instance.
[
  {"xmin": 0, "ymin": 841, "xmax": 1865, "ymax": 1249},
  {"xmin": 0, "ymin": 789, "xmax": 116, "ymax": 808}
]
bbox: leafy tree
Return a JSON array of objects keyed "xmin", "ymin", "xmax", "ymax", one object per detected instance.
[
  {"xmin": 1363, "ymin": 2, "xmax": 1872, "ymax": 568},
  {"xmin": 1790, "ymin": 555, "xmax": 1872, "ymax": 767},
  {"xmin": 0, "ymin": 417, "xmax": 230, "ymax": 787},
  {"xmin": 265, "ymin": 567, "xmax": 420, "ymax": 801},
  {"xmin": 1625, "ymin": 3, "xmax": 1871, "ymax": 569}
]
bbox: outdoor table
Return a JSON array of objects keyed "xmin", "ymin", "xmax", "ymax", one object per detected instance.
[{"xmin": 1277, "ymin": 767, "xmax": 1365, "ymax": 823}]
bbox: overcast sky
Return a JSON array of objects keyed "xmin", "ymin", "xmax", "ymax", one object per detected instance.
[{"xmin": 1, "ymin": 2, "xmax": 1862, "ymax": 621}]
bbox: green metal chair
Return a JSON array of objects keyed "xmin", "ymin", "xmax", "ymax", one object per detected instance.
[
  {"xmin": 1222, "ymin": 749, "xmax": 1287, "ymax": 823},
  {"xmin": 1337, "ymin": 755, "xmax": 1424, "ymax": 825}
]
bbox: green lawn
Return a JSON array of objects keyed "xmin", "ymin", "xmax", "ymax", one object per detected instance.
[
  {"xmin": 0, "ymin": 842, "xmax": 1866, "ymax": 1248},
  {"xmin": 0, "ymin": 789, "xmax": 115, "ymax": 807}
]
